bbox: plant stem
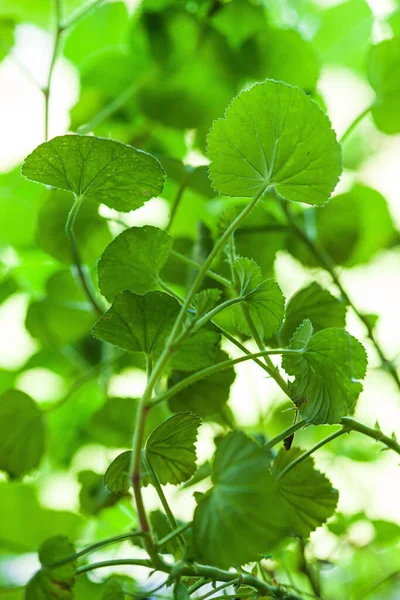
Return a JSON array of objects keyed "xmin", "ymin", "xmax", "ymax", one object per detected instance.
[
  {"xmin": 143, "ymin": 450, "xmax": 186, "ymax": 553},
  {"xmin": 187, "ymin": 578, "xmax": 209, "ymax": 595},
  {"xmin": 341, "ymin": 417, "xmax": 400, "ymax": 455},
  {"xmin": 276, "ymin": 429, "xmax": 347, "ymax": 481},
  {"xmin": 44, "ymin": 0, "xmax": 64, "ymax": 141},
  {"xmin": 78, "ymin": 68, "xmax": 157, "ymax": 135},
  {"xmin": 129, "ymin": 356, "xmax": 160, "ymax": 565},
  {"xmin": 197, "ymin": 578, "xmax": 240, "ymax": 600},
  {"xmin": 61, "ymin": 0, "xmax": 105, "ymax": 29},
  {"xmin": 48, "ymin": 531, "xmax": 144, "ymax": 568},
  {"xmin": 298, "ymin": 540, "xmax": 321, "ymax": 600},
  {"xmin": 191, "ymin": 296, "xmax": 245, "ymax": 331},
  {"xmin": 264, "ymin": 421, "xmax": 307, "ymax": 452},
  {"xmin": 282, "ymin": 201, "xmax": 400, "ymax": 391},
  {"xmin": 76, "ymin": 558, "xmax": 152, "ymax": 575},
  {"xmin": 157, "ymin": 522, "xmax": 192, "ymax": 549},
  {"xmin": 170, "ymin": 250, "xmax": 231, "ymax": 287},
  {"xmin": 167, "ymin": 174, "xmax": 190, "ymax": 232},
  {"xmin": 151, "ymin": 349, "xmax": 298, "ymax": 407},
  {"xmin": 164, "ymin": 184, "xmax": 270, "ymax": 355},
  {"xmin": 65, "ymin": 196, "xmax": 103, "ymax": 315},
  {"xmin": 340, "ymin": 105, "xmax": 372, "ymax": 144}
]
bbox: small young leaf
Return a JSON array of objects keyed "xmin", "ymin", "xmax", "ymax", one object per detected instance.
[
  {"xmin": 92, "ymin": 290, "xmax": 220, "ymax": 371},
  {"xmin": 22, "ymin": 135, "xmax": 166, "ymax": 211},
  {"xmin": 191, "ymin": 288, "xmax": 222, "ymax": 319},
  {"xmin": 233, "ymin": 257, "xmax": 285, "ymax": 339},
  {"xmin": 98, "ymin": 226, "xmax": 173, "ymax": 301},
  {"xmin": 273, "ymin": 448, "xmax": 339, "ymax": 537},
  {"xmin": 281, "ymin": 283, "xmax": 347, "ymax": 345},
  {"xmin": 207, "ymin": 79, "xmax": 341, "ymax": 205},
  {"xmin": 193, "ymin": 431, "xmax": 289, "ymax": 568},
  {"xmin": 282, "ymin": 324, "xmax": 368, "ymax": 424},
  {"xmin": 0, "ymin": 389, "xmax": 46, "ymax": 479},
  {"xmin": 145, "ymin": 412, "xmax": 200, "ymax": 485},
  {"xmin": 368, "ymin": 37, "xmax": 400, "ymax": 134},
  {"xmin": 168, "ymin": 350, "xmax": 235, "ymax": 417},
  {"xmin": 104, "ymin": 451, "xmax": 131, "ymax": 495}
]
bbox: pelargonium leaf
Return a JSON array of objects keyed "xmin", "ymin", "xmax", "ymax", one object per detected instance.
[
  {"xmin": 21, "ymin": 135, "xmax": 166, "ymax": 212},
  {"xmin": 0, "ymin": 389, "xmax": 46, "ymax": 479},
  {"xmin": 104, "ymin": 451, "xmax": 131, "ymax": 494},
  {"xmin": 273, "ymin": 447, "xmax": 339, "ymax": 537},
  {"xmin": 232, "ymin": 257, "xmax": 285, "ymax": 339},
  {"xmin": 26, "ymin": 536, "xmax": 76, "ymax": 600},
  {"xmin": 98, "ymin": 226, "xmax": 173, "ymax": 301},
  {"xmin": 92, "ymin": 290, "xmax": 220, "ymax": 371},
  {"xmin": 193, "ymin": 431, "xmax": 289, "ymax": 568},
  {"xmin": 281, "ymin": 282, "xmax": 347, "ymax": 345},
  {"xmin": 282, "ymin": 320, "xmax": 368, "ymax": 424},
  {"xmin": 145, "ymin": 412, "xmax": 200, "ymax": 485},
  {"xmin": 207, "ymin": 79, "xmax": 341, "ymax": 205}
]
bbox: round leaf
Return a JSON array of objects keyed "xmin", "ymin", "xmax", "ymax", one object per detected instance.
[
  {"xmin": 98, "ymin": 226, "xmax": 173, "ymax": 301},
  {"xmin": 207, "ymin": 79, "xmax": 341, "ymax": 205},
  {"xmin": 22, "ymin": 135, "xmax": 166, "ymax": 212}
]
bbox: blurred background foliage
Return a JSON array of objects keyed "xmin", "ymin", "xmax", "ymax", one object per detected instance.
[{"xmin": 0, "ymin": 0, "xmax": 400, "ymax": 598}]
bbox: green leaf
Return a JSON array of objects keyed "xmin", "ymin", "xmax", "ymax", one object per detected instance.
[
  {"xmin": 37, "ymin": 190, "xmax": 112, "ymax": 264},
  {"xmin": 0, "ymin": 389, "xmax": 46, "ymax": 479},
  {"xmin": 22, "ymin": 135, "xmax": 166, "ymax": 212},
  {"xmin": 89, "ymin": 397, "xmax": 136, "ymax": 448},
  {"xmin": 101, "ymin": 580, "xmax": 125, "ymax": 600},
  {"xmin": 104, "ymin": 451, "xmax": 131, "ymax": 495},
  {"xmin": 92, "ymin": 290, "xmax": 220, "ymax": 371},
  {"xmin": 312, "ymin": 0, "xmax": 373, "ymax": 71},
  {"xmin": 26, "ymin": 536, "xmax": 76, "ymax": 600},
  {"xmin": 207, "ymin": 79, "xmax": 341, "ymax": 206},
  {"xmin": 368, "ymin": 36, "xmax": 400, "ymax": 134},
  {"xmin": 0, "ymin": 18, "xmax": 15, "ymax": 63},
  {"xmin": 168, "ymin": 350, "xmax": 235, "ymax": 417},
  {"xmin": 273, "ymin": 448, "xmax": 339, "ymax": 537},
  {"xmin": 193, "ymin": 431, "xmax": 288, "ymax": 568},
  {"xmin": 78, "ymin": 470, "xmax": 123, "ymax": 516},
  {"xmin": 191, "ymin": 289, "xmax": 222, "ymax": 319},
  {"xmin": 281, "ymin": 283, "xmax": 347, "ymax": 346},
  {"xmin": 282, "ymin": 322, "xmax": 368, "ymax": 424},
  {"xmin": 98, "ymin": 226, "xmax": 172, "ymax": 301},
  {"xmin": 232, "ymin": 257, "xmax": 285, "ymax": 339},
  {"xmin": 145, "ymin": 412, "xmax": 200, "ymax": 485}
]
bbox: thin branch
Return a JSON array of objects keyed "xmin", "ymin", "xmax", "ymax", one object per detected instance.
[
  {"xmin": 298, "ymin": 540, "xmax": 322, "ymax": 600},
  {"xmin": 340, "ymin": 105, "xmax": 372, "ymax": 145},
  {"xmin": 157, "ymin": 522, "xmax": 192, "ymax": 549},
  {"xmin": 167, "ymin": 173, "xmax": 190, "ymax": 232},
  {"xmin": 276, "ymin": 429, "xmax": 347, "ymax": 480},
  {"xmin": 264, "ymin": 421, "xmax": 307, "ymax": 452},
  {"xmin": 282, "ymin": 200, "xmax": 400, "ymax": 391},
  {"xmin": 143, "ymin": 449, "xmax": 186, "ymax": 553},
  {"xmin": 197, "ymin": 578, "xmax": 240, "ymax": 600},
  {"xmin": 48, "ymin": 531, "xmax": 144, "ymax": 568},
  {"xmin": 150, "ymin": 348, "xmax": 298, "ymax": 408},
  {"xmin": 170, "ymin": 250, "xmax": 231, "ymax": 286},
  {"xmin": 76, "ymin": 558, "xmax": 152, "ymax": 575},
  {"xmin": 66, "ymin": 196, "xmax": 104, "ymax": 315},
  {"xmin": 341, "ymin": 417, "xmax": 400, "ymax": 455},
  {"xmin": 61, "ymin": 0, "xmax": 106, "ymax": 29}
]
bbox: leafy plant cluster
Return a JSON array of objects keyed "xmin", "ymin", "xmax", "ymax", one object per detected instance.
[{"xmin": 1, "ymin": 0, "xmax": 400, "ymax": 599}]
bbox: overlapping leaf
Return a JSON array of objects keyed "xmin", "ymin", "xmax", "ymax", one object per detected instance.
[
  {"xmin": 92, "ymin": 290, "xmax": 220, "ymax": 371},
  {"xmin": 98, "ymin": 226, "xmax": 172, "ymax": 301}
]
